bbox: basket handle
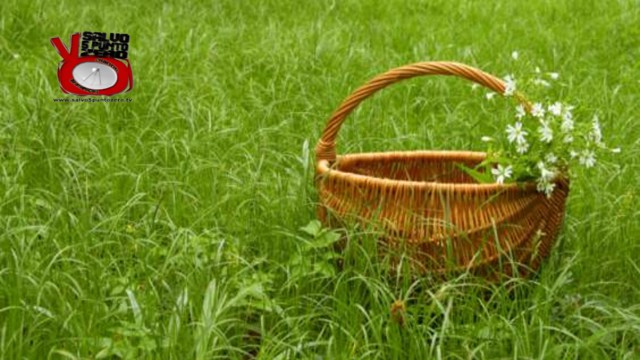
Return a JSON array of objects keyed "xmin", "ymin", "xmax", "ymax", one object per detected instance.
[{"xmin": 315, "ymin": 61, "xmax": 529, "ymax": 162}]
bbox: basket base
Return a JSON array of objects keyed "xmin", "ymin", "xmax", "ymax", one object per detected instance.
[{"xmin": 316, "ymin": 150, "xmax": 570, "ymax": 279}]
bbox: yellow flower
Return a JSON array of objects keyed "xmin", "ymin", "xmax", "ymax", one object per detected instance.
[
  {"xmin": 390, "ymin": 299, "xmax": 406, "ymax": 326},
  {"xmin": 126, "ymin": 223, "xmax": 136, "ymax": 234}
]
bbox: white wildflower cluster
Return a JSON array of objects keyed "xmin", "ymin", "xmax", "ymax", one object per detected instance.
[
  {"xmin": 503, "ymin": 75, "xmax": 517, "ymax": 97},
  {"xmin": 536, "ymin": 161, "xmax": 556, "ymax": 196},
  {"xmin": 479, "ymin": 66, "xmax": 619, "ymax": 197},
  {"xmin": 531, "ymin": 67, "xmax": 558, "ymax": 87}
]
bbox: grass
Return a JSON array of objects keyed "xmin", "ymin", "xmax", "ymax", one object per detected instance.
[{"xmin": 1, "ymin": 0, "xmax": 639, "ymax": 358}]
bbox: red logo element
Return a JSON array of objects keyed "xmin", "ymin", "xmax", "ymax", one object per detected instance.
[{"xmin": 50, "ymin": 32, "xmax": 133, "ymax": 96}]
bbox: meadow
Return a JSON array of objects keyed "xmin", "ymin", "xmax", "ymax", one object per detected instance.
[{"xmin": 1, "ymin": 0, "xmax": 639, "ymax": 358}]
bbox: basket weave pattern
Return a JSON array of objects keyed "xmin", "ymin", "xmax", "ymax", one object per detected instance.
[{"xmin": 315, "ymin": 62, "xmax": 569, "ymax": 276}]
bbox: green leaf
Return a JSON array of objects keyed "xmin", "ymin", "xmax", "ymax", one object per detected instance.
[
  {"xmin": 300, "ymin": 220, "xmax": 322, "ymax": 237},
  {"xmin": 313, "ymin": 261, "xmax": 336, "ymax": 278},
  {"xmin": 456, "ymin": 163, "xmax": 494, "ymax": 184},
  {"xmin": 308, "ymin": 230, "xmax": 341, "ymax": 249}
]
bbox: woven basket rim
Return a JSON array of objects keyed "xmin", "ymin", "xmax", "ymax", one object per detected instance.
[{"xmin": 316, "ymin": 150, "xmax": 563, "ymax": 193}]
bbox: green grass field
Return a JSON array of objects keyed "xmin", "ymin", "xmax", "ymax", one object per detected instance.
[{"xmin": 1, "ymin": 0, "xmax": 640, "ymax": 358}]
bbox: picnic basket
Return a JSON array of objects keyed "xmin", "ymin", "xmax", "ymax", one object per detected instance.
[{"xmin": 315, "ymin": 61, "xmax": 569, "ymax": 278}]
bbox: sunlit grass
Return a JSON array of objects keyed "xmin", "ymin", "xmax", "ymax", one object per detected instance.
[{"xmin": 0, "ymin": 0, "xmax": 639, "ymax": 358}]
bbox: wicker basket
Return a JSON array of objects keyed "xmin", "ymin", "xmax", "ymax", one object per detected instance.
[{"xmin": 315, "ymin": 61, "xmax": 569, "ymax": 278}]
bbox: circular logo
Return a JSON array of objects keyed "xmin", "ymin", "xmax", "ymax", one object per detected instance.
[{"xmin": 72, "ymin": 62, "xmax": 118, "ymax": 90}]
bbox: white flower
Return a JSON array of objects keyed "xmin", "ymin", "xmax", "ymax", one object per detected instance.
[
  {"xmin": 506, "ymin": 121, "xmax": 528, "ymax": 144},
  {"xmin": 512, "ymin": 51, "xmax": 519, "ymax": 60},
  {"xmin": 538, "ymin": 120, "xmax": 553, "ymax": 143},
  {"xmin": 533, "ymin": 78, "xmax": 551, "ymax": 87},
  {"xmin": 545, "ymin": 153, "xmax": 558, "ymax": 164},
  {"xmin": 504, "ymin": 75, "xmax": 517, "ymax": 96},
  {"xmin": 471, "ymin": 83, "xmax": 480, "ymax": 91},
  {"xmin": 548, "ymin": 102, "xmax": 563, "ymax": 116},
  {"xmin": 486, "ymin": 92, "xmax": 496, "ymax": 100},
  {"xmin": 515, "ymin": 104, "xmax": 526, "ymax": 119},
  {"xmin": 579, "ymin": 150, "xmax": 596, "ymax": 168},
  {"xmin": 570, "ymin": 150, "xmax": 578, "ymax": 158},
  {"xmin": 536, "ymin": 165, "xmax": 557, "ymax": 196},
  {"xmin": 516, "ymin": 141, "xmax": 529, "ymax": 154},
  {"xmin": 561, "ymin": 110, "xmax": 574, "ymax": 133},
  {"xmin": 492, "ymin": 164, "xmax": 513, "ymax": 184},
  {"xmin": 531, "ymin": 103, "xmax": 545, "ymax": 118},
  {"xmin": 535, "ymin": 67, "xmax": 541, "ymax": 74},
  {"xmin": 549, "ymin": 72, "xmax": 560, "ymax": 80},
  {"xmin": 537, "ymin": 180, "xmax": 556, "ymax": 197},
  {"xmin": 611, "ymin": 147, "xmax": 621, "ymax": 153},
  {"xmin": 592, "ymin": 115, "xmax": 603, "ymax": 145},
  {"xmin": 481, "ymin": 136, "xmax": 494, "ymax": 142},
  {"xmin": 563, "ymin": 134, "xmax": 574, "ymax": 143},
  {"xmin": 537, "ymin": 161, "xmax": 556, "ymax": 181}
]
